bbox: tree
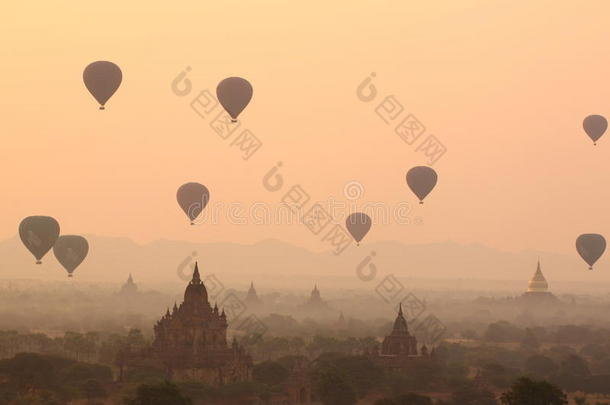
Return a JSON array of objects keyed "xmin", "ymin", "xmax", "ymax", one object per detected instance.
[
  {"xmin": 521, "ymin": 328, "xmax": 540, "ymax": 350},
  {"xmin": 374, "ymin": 399, "xmax": 396, "ymax": 405},
  {"xmin": 82, "ymin": 379, "xmax": 107, "ymax": 400},
  {"xmin": 461, "ymin": 329, "xmax": 479, "ymax": 340},
  {"xmin": 484, "ymin": 321, "xmax": 523, "ymax": 343},
  {"xmin": 0, "ymin": 352, "xmax": 56, "ymax": 390},
  {"xmin": 314, "ymin": 369, "xmax": 357, "ymax": 405},
  {"xmin": 559, "ymin": 355, "xmax": 591, "ymax": 378},
  {"xmin": 8, "ymin": 390, "xmax": 62, "ymax": 405},
  {"xmin": 579, "ymin": 343, "xmax": 606, "ymax": 359},
  {"xmin": 525, "ymin": 355, "xmax": 556, "ymax": 378},
  {"xmin": 83, "ymin": 332, "xmax": 100, "ymax": 362},
  {"xmin": 451, "ymin": 381, "xmax": 497, "ymax": 405},
  {"xmin": 394, "ymin": 392, "xmax": 433, "ymax": 405},
  {"xmin": 554, "ymin": 325, "xmax": 592, "ymax": 345},
  {"xmin": 312, "ymin": 354, "xmax": 383, "ymax": 398},
  {"xmin": 63, "ymin": 331, "xmax": 87, "ymax": 361},
  {"xmin": 252, "ymin": 361, "xmax": 289, "ymax": 386},
  {"xmin": 482, "ymin": 362, "xmax": 513, "ymax": 388},
  {"xmin": 127, "ymin": 329, "xmax": 146, "ymax": 347},
  {"xmin": 125, "ymin": 381, "xmax": 192, "ymax": 405},
  {"xmin": 500, "ymin": 377, "xmax": 567, "ymax": 405},
  {"xmin": 573, "ymin": 396, "xmax": 586, "ymax": 405}
]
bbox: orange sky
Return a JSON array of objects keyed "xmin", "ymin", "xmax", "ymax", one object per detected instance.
[{"xmin": 1, "ymin": 1, "xmax": 610, "ymax": 258}]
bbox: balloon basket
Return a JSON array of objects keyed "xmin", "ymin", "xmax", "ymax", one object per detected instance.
[
  {"xmin": 99, "ymin": 106, "xmax": 105, "ymax": 110},
  {"xmin": 231, "ymin": 119, "xmax": 238, "ymax": 123},
  {"xmin": 589, "ymin": 266, "xmax": 593, "ymax": 270},
  {"xmin": 190, "ymin": 222, "xmax": 195, "ymax": 226},
  {"xmin": 68, "ymin": 274, "xmax": 73, "ymax": 278},
  {"xmin": 36, "ymin": 260, "xmax": 42, "ymax": 264},
  {"xmin": 419, "ymin": 201, "xmax": 423, "ymax": 205}
]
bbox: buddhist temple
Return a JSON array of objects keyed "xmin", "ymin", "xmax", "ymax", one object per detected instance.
[
  {"xmin": 302, "ymin": 284, "xmax": 329, "ymax": 311},
  {"xmin": 521, "ymin": 259, "xmax": 559, "ymax": 303},
  {"xmin": 144, "ymin": 262, "xmax": 252, "ymax": 385},
  {"xmin": 367, "ymin": 304, "xmax": 433, "ymax": 372},
  {"xmin": 244, "ymin": 281, "xmax": 262, "ymax": 306},
  {"xmin": 117, "ymin": 273, "xmax": 138, "ymax": 296}
]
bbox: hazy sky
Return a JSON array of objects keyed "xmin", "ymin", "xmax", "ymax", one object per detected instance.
[{"xmin": 2, "ymin": 1, "xmax": 610, "ymax": 260}]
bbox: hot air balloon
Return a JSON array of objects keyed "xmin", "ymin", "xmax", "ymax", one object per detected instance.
[
  {"xmin": 406, "ymin": 166, "xmax": 438, "ymax": 204},
  {"xmin": 177, "ymin": 183, "xmax": 210, "ymax": 225},
  {"xmin": 576, "ymin": 234, "xmax": 606, "ymax": 270},
  {"xmin": 83, "ymin": 61, "xmax": 122, "ymax": 110},
  {"xmin": 19, "ymin": 216, "xmax": 60, "ymax": 264},
  {"xmin": 53, "ymin": 235, "xmax": 89, "ymax": 277},
  {"xmin": 583, "ymin": 115, "xmax": 607, "ymax": 145},
  {"xmin": 346, "ymin": 212, "xmax": 372, "ymax": 246},
  {"xmin": 216, "ymin": 77, "xmax": 253, "ymax": 122}
]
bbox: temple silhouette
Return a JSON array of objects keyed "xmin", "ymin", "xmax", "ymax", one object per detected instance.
[
  {"xmin": 137, "ymin": 263, "xmax": 252, "ymax": 385},
  {"xmin": 117, "ymin": 273, "xmax": 138, "ymax": 296},
  {"xmin": 244, "ymin": 281, "xmax": 262, "ymax": 306},
  {"xmin": 521, "ymin": 259, "xmax": 558, "ymax": 303},
  {"xmin": 367, "ymin": 304, "xmax": 434, "ymax": 371},
  {"xmin": 302, "ymin": 284, "xmax": 329, "ymax": 311}
]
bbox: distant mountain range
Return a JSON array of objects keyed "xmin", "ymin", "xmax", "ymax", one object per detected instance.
[{"xmin": 0, "ymin": 235, "xmax": 608, "ymax": 290}]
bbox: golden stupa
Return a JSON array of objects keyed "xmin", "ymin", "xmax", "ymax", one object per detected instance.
[{"xmin": 527, "ymin": 260, "xmax": 549, "ymax": 293}]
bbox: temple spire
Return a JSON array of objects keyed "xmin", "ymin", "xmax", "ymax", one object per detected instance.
[
  {"xmin": 527, "ymin": 259, "xmax": 549, "ymax": 293},
  {"xmin": 392, "ymin": 303, "xmax": 408, "ymax": 335},
  {"xmin": 191, "ymin": 262, "xmax": 201, "ymax": 284},
  {"xmin": 533, "ymin": 259, "xmax": 546, "ymax": 281}
]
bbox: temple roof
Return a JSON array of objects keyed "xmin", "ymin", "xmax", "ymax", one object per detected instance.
[
  {"xmin": 184, "ymin": 262, "xmax": 209, "ymax": 306},
  {"xmin": 309, "ymin": 284, "xmax": 322, "ymax": 302},
  {"xmin": 527, "ymin": 259, "xmax": 549, "ymax": 293},
  {"xmin": 246, "ymin": 281, "xmax": 261, "ymax": 304},
  {"xmin": 192, "ymin": 263, "xmax": 202, "ymax": 284},
  {"xmin": 247, "ymin": 281, "xmax": 257, "ymax": 296},
  {"xmin": 118, "ymin": 273, "xmax": 137, "ymax": 295},
  {"xmin": 532, "ymin": 260, "xmax": 546, "ymax": 281},
  {"xmin": 391, "ymin": 303, "xmax": 409, "ymax": 335}
]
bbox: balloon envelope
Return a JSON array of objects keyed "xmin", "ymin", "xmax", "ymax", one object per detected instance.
[
  {"xmin": 583, "ymin": 115, "xmax": 607, "ymax": 145},
  {"xmin": 177, "ymin": 183, "xmax": 210, "ymax": 224},
  {"xmin": 406, "ymin": 166, "xmax": 438, "ymax": 203},
  {"xmin": 346, "ymin": 212, "xmax": 372, "ymax": 244},
  {"xmin": 54, "ymin": 235, "xmax": 89, "ymax": 277},
  {"xmin": 216, "ymin": 77, "xmax": 253, "ymax": 121},
  {"xmin": 83, "ymin": 61, "xmax": 122, "ymax": 110},
  {"xmin": 19, "ymin": 216, "xmax": 60, "ymax": 264},
  {"xmin": 576, "ymin": 233, "xmax": 606, "ymax": 270}
]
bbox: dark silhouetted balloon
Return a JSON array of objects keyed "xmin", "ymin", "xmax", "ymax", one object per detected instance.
[
  {"xmin": 53, "ymin": 235, "xmax": 89, "ymax": 277},
  {"xmin": 346, "ymin": 212, "xmax": 372, "ymax": 245},
  {"xmin": 576, "ymin": 233, "xmax": 606, "ymax": 270},
  {"xmin": 19, "ymin": 216, "xmax": 60, "ymax": 264},
  {"xmin": 583, "ymin": 115, "xmax": 607, "ymax": 145},
  {"xmin": 83, "ymin": 61, "xmax": 122, "ymax": 110},
  {"xmin": 406, "ymin": 166, "xmax": 438, "ymax": 204},
  {"xmin": 177, "ymin": 183, "xmax": 210, "ymax": 225},
  {"xmin": 216, "ymin": 77, "xmax": 253, "ymax": 122}
]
